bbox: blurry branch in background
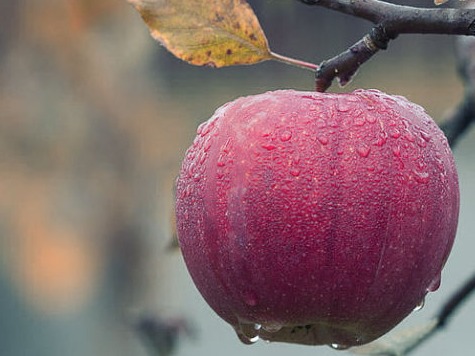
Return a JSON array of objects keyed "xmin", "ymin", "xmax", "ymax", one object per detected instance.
[
  {"xmin": 440, "ymin": 32, "xmax": 475, "ymax": 147},
  {"xmin": 352, "ymin": 273, "xmax": 475, "ymax": 356},
  {"xmin": 134, "ymin": 314, "xmax": 195, "ymax": 356},
  {"xmin": 298, "ymin": 0, "xmax": 475, "ymax": 91}
]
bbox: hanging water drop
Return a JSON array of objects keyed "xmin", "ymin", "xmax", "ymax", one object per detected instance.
[
  {"xmin": 427, "ymin": 274, "xmax": 441, "ymax": 292},
  {"xmin": 236, "ymin": 321, "xmax": 261, "ymax": 345},
  {"xmin": 329, "ymin": 343, "xmax": 350, "ymax": 350},
  {"xmin": 414, "ymin": 298, "xmax": 425, "ymax": 312}
]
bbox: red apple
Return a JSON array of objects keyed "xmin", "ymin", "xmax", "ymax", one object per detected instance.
[{"xmin": 175, "ymin": 89, "xmax": 459, "ymax": 348}]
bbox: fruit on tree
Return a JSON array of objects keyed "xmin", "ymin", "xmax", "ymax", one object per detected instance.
[{"xmin": 175, "ymin": 89, "xmax": 459, "ymax": 348}]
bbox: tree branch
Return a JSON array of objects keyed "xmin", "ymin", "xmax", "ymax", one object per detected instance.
[
  {"xmin": 298, "ymin": 0, "xmax": 475, "ymax": 91},
  {"xmin": 300, "ymin": 0, "xmax": 475, "ymax": 35}
]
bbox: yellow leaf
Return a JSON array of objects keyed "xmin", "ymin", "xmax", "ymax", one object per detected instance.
[
  {"xmin": 128, "ymin": 0, "xmax": 273, "ymax": 67},
  {"xmin": 434, "ymin": 0, "xmax": 449, "ymax": 4}
]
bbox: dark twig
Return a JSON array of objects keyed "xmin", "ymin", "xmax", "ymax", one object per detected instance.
[
  {"xmin": 436, "ymin": 272, "xmax": 475, "ymax": 328},
  {"xmin": 315, "ymin": 25, "xmax": 393, "ymax": 92},
  {"xmin": 298, "ymin": 0, "xmax": 475, "ymax": 91},
  {"xmin": 134, "ymin": 315, "xmax": 195, "ymax": 356},
  {"xmin": 440, "ymin": 91, "xmax": 475, "ymax": 147},
  {"xmin": 299, "ymin": 0, "xmax": 475, "ymax": 36},
  {"xmin": 440, "ymin": 30, "xmax": 475, "ymax": 147}
]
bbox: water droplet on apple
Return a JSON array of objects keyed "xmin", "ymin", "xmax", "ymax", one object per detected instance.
[
  {"xmin": 337, "ymin": 98, "xmax": 351, "ymax": 112},
  {"xmin": 366, "ymin": 114, "xmax": 377, "ymax": 123},
  {"xmin": 427, "ymin": 274, "xmax": 442, "ymax": 292},
  {"xmin": 354, "ymin": 116, "xmax": 365, "ymax": 126},
  {"xmin": 236, "ymin": 321, "xmax": 261, "ymax": 344},
  {"xmin": 317, "ymin": 135, "xmax": 329, "ymax": 145},
  {"xmin": 413, "ymin": 297, "xmax": 425, "ymax": 312},
  {"xmin": 392, "ymin": 146, "xmax": 401, "ymax": 158},
  {"xmin": 404, "ymin": 131, "xmax": 416, "ymax": 142},
  {"xmin": 316, "ymin": 119, "xmax": 326, "ymax": 128},
  {"xmin": 280, "ymin": 130, "xmax": 292, "ymax": 142},
  {"xmin": 420, "ymin": 130, "xmax": 432, "ymax": 142},
  {"xmin": 290, "ymin": 167, "xmax": 301, "ymax": 177},
  {"xmin": 357, "ymin": 145, "xmax": 370, "ymax": 158},
  {"xmin": 261, "ymin": 143, "xmax": 277, "ymax": 150},
  {"xmin": 222, "ymin": 137, "xmax": 232, "ymax": 153},
  {"xmin": 329, "ymin": 343, "xmax": 350, "ymax": 350},
  {"xmin": 417, "ymin": 137, "xmax": 428, "ymax": 148},
  {"xmin": 390, "ymin": 129, "xmax": 401, "ymax": 138},
  {"xmin": 413, "ymin": 170, "xmax": 430, "ymax": 184}
]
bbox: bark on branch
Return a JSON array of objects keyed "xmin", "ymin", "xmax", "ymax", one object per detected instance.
[{"xmin": 298, "ymin": 0, "xmax": 475, "ymax": 91}]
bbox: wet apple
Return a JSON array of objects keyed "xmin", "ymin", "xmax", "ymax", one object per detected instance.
[{"xmin": 175, "ymin": 89, "xmax": 459, "ymax": 347}]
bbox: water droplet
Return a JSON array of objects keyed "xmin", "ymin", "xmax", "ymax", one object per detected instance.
[
  {"xmin": 262, "ymin": 323, "xmax": 283, "ymax": 333},
  {"xmin": 414, "ymin": 298, "xmax": 425, "ymax": 312},
  {"xmin": 292, "ymin": 153, "xmax": 301, "ymax": 164},
  {"xmin": 404, "ymin": 132, "xmax": 416, "ymax": 142},
  {"xmin": 289, "ymin": 167, "xmax": 301, "ymax": 177},
  {"xmin": 413, "ymin": 170, "xmax": 430, "ymax": 184},
  {"xmin": 390, "ymin": 129, "xmax": 401, "ymax": 138},
  {"xmin": 236, "ymin": 331, "xmax": 260, "ymax": 345},
  {"xmin": 374, "ymin": 134, "xmax": 387, "ymax": 147},
  {"xmin": 354, "ymin": 116, "xmax": 365, "ymax": 126},
  {"xmin": 317, "ymin": 135, "xmax": 329, "ymax": 145},
  {"xmin": 427, "ymin": 274, "xmax": 441, "ymax": 292},
  {"xmin": 203, "ymin": 138, "xmax": 212, "ymax": 152},
  {"xmin": 222, "ymin": 138, "xmax": 232, "ymax": 153},
  {"xmin": 316, "ymin": 119, "xmax": 326, "ymax": 128},
  {"xmin": 329, "ymin": 343, "xmax": 350, "ymax": 350},
  {"xmin": 199, "ymin": 152, "xmax": 207, "ymax": 164},
  {"xmin": 366, "ymin": 114, "xmax": 377, "ymax": 123},
  {"xmin": 392, "ymin": 146, "xmax": 401, "ymax": 158},
  {"xmin": 417, "ymin": 138, "xmax": 427, "ymax": 148},
  {"xmin": 261, "ymin": 129, "xmax": 271, "ymax": 138},
  {"xmin": 217, "ymin": 159, "xmax": 226, "ymax": 167},
  {"xmin": 420, "ymin": 130, "xmax": 431, "ymax": 142},
  {"xmin": 280, "ymin": 130, "xmax": 292, "ymax": 142},
  {"xmin": 337, "ymin": 98, "xmax": 351, "ymax": 112},
  {"xmin": 357, "ymin": 145, "xmax": 371, "ymax": 158},
  {"xmin": 261, "ymin": 143, "xmax": 277, "ymax": 150},
  {"xmin": 237, "ymin": 321, "xmax": 261, "ymax": 345},
  {"xmin": 181, "ymin": 185, "xmax": 192, "ymax": 198},
  {"xmin": 197, "ymin": 120, "xmax": 214, "ymax": 137}
]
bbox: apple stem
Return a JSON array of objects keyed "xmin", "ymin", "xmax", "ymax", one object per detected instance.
[{"xmin": 269, "ymin": 52, "xmax": 318, "ymax": 72}]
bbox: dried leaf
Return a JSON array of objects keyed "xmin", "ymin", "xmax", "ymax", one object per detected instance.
[{"xmin": 128, "ymin": 0, "xmax": 272, "ymax": 67}]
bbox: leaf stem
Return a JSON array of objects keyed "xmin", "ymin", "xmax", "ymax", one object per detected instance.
[{"xmin": 270, "ymin": 52, "xmax": 318, "ymax": 71}]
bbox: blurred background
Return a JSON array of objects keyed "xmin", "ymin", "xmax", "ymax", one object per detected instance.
[{"xmin": 0, "ymin": 0, "xmax": 473, "ymax": 355}]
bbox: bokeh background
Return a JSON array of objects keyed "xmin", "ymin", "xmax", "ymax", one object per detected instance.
[{"xmin": 0, "ymin": 1, "xmax": 474, "ymax": 355}]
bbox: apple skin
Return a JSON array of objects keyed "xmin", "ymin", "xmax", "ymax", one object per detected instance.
[{"xmin": 175, "ymin": 89, "xmax": 459, "ymax": 347}]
